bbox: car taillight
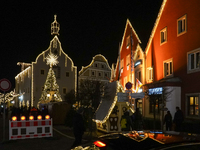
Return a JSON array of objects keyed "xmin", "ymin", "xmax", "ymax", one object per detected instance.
[{"xmin": 93, "ymin": 141, "xmax": 106, "ymax": 147}]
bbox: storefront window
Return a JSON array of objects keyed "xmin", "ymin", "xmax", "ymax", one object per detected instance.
[
  {"xmin": 149, "ymin": 99, "xmax": 160, "ymax": 114},
  {"xmin": 188, "ymin": 96, "xmax": 199, "ymax": 116}
]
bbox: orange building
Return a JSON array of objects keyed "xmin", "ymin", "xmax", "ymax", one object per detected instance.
[
  {"xmin": 144, "ymin": 0, "xmax": 200, "ymax": 119},
  {"xmin": 112, "ymin": 19, "xmax": 145, "ymax": 113}
]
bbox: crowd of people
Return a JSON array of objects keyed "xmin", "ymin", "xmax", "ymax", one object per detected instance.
[{"xmin": 120, "ymin": 106, "xmax": 184, "ymax": 132}]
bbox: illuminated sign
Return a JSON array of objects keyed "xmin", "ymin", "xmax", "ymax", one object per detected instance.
[
  {"xmin": 134, "ymin": 60, "xmax": 142, "ymax": 68},
  {"xmin": 148, "ymin": 87, "xmax": 163, "ymax": 95}
]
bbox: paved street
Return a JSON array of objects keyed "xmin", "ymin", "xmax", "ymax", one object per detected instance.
[{"xmin": 0, "ymin": 117, "xmax": 102, "ymax": 150}]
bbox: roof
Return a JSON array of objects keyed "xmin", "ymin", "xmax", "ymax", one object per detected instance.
[
  {"xmin": 93, "ymin": 81, "xmax": 124, "ymax": 123},
  {"xmin": 79, "ymin": 54, "xmax": 111, "ymax": 75}
]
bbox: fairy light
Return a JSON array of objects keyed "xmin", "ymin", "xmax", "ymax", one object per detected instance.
[
  {"xmin": 46, "ymin": 53, "xmax": 59, "ymax": 67},
  {"xmin": 15, "ymin": 16, "xmax": 77, "ymax": 108},
  {"xmin": 93, "ymin": 81, "xmax": 125, "ymax": 124},
  {"xmin": 0, "ymin": 91, "xmax": 24, "ymax": 103},
  {"xmin": 145, "ymin": 0, "xmax": 167, "ymax": 55},
  {"xmin": 79, "ymin": 54, "xmax": 112, "ymax": 75}
]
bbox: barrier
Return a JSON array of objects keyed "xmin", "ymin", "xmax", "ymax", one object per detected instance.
[{"xmin": 9, "ymin": 115, "xmax": 53, "ymax": 140}]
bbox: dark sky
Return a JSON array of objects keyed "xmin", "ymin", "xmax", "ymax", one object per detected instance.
[{"xmin": 0, "ymin": 0, "xmax": 162, "ymax": 89}]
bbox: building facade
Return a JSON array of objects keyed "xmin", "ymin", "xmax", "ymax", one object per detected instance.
[
  {"xmin": 113, "ymin": 19, "xmax": 145, "ymax": 113},
  {"xmin": 15, "ymin": 15, "xmax": 77, "ymax": 108},
  {"xmin": 144, "ymin": 0, "xmax": 200, "ymax": 119},
  {"xmin": 79, "ymin": 54, "xmax": 111, "ymax": 83}
]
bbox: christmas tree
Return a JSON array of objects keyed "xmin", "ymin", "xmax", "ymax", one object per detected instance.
[{"xmin": 38, "ymin": 53, "xmax": 62, "ymax": 105}]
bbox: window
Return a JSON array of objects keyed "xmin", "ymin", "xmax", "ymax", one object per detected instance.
[
  {"xmin": 124, "ymin": 76, "xmax": 127, "ymax": 88},
  {"xmin": 149, "ymin": 99, "xmax": 160, "ymax": 114},
  {"xmin": 95, "ymin": 63, "xmax": 98, "ymax": 67},
  {"xmin": 41, "ymin": 69, "xmax": 44, "ymax": 75},
  {"xmin": 188, "ymin": 49, "xmax": 200, "ymax": 73},
  {"xmin": 126, "ymin": 35, "xmax": 130, "ymax": 49},
  {"xmin": 164, "ymin": 58, "xmax": 173, "ymax": 77},
  {"xmin": 126, "ymin": 54, "xmax": 130, "ymax": 69},
  {"xmin": 147, "ymin": 67, "xmax": 153, "ymax": 81},
  {"xmin": 177, "ymin": 14, "xmax": 187, "ymax": 36},
  {"xmin": 160, "ymin": 27, "xmax": 167, "ymax": 44},
  {"xmin": 104, "ymin": 72, "xmax": 108, "ymax": 77},
  {"xmin": 63, "ymin": 88, "xmax": 67, "ymax": 94},
  {"xmin": 136, "ymin": 71, "xmax": 141, "ymax": 82},
  {"xmin": 91, "ymin": 71, "xmax": 96, "ymax": 76},
  {"xmin": 187, "ymin": 96, "xmax": 199, "ymax": 116},
  {"xmin": 98, "ymin": 72, "xmax": 102, "ymax": 77},
  {"xmin": 66, "ymin": 72, "xmax": 69, "ymax": 77},
  {"xmin": 101, "ymin": 64, "xmax": 105, "ymax": 68}
]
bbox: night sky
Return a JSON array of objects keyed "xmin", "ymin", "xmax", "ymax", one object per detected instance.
[{"xmin": 0, "ymin": 1, "xmax": 162, "ymax": 89}]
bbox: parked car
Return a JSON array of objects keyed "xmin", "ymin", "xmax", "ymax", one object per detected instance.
[{"xmin": 72, "ymin": 131, "xmax": 200, "ymax": 150}]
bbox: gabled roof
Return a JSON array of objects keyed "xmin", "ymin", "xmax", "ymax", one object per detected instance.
[
  {"xmin": 79, "ymin": 54, "xmax": 111, "ymax": 75},
  {"xmin": 33, "ymin": 36, "xmax": 76, "ymax": 71},
  {"xmin": 145, "ymin": 0, "xmax": 167, "ymax": 55},
  {"xmin": 120, "ymin": 19, "xmax": 141, "ymax": 53}
]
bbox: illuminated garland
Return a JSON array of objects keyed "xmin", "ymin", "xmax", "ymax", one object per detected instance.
[{"xmin": 0, "ymin": 91, "xmax": 24, "ymax": 103}]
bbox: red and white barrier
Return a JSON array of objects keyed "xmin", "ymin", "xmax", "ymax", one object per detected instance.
[{"xmin": 9, "ymin": 115, "xmax": 53, "ymax": 140}]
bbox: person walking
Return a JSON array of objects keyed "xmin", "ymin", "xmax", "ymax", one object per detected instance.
[
  {"xmin": 173, "ymin": 106, "xmax": 184, "ymax": 131},
  {"xmin": 163, "ymin": 111, "xmax": 172, "ymax": 131},
  {"xmin": 71, "ymin": 107, "xmax": 85, "ymax": 148}
]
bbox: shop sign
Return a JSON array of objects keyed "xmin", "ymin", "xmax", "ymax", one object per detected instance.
[{"xmin": 148, "ymin": 87, "xmax": 163, "ymax": 95}]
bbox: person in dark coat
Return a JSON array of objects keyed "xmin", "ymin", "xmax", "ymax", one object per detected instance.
[
  {"xmin": 133, "ymin": 108, "xmax": 143, "ymax": 130},
  {"xmin": 163, "ymin": 111, "xmax": 172, "ymax": 131},
  {"xmin": 71, "ymin": 107, "xmax": 85, "ymax": 148},
  {"xmin": 173, "ymin": 106, "xmax": 184, "ymax": 131}
]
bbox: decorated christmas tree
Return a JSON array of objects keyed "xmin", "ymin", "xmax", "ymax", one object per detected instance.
[{"xmin": 38, "ymin": 53, "xmax": 62, "ymax": 105}]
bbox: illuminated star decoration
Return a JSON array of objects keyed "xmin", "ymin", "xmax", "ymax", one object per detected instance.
[{"xmin": 46, "ymin": 53, "xmax": 59, "ymax": 67}]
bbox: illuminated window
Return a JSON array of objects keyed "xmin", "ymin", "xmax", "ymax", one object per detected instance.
[
  {"xmin": 147, "ymin": 67, "xmax": 153, "ymax": 81},
  {"xmin": 177, "ymin": 14, "xmax": 187, "ymax": 36},
  {"xmin": 63, "ymin": 88, "xmax": 67, "ymax": 94},
  {"xmin": 126, "ymin": 35, "xmax": 130, "ymax": 49},
  {"xmin": 41, "ymin": 69, "xmax": 44, "ymax": 75},
  {"xmin": 188, "ymin": 49, "xmax": 200, "ymax": 73},
  {"xmin": 160, "ymin": 27, "xmax": 167, "ymax": 44},
  {"xmin": 164, "ymin": 58, "xmax": 173, "ymax": 77},
  {"xmin": 187, "ymin": 96, "xmax": 199, "ymax": 116},
  {"xmin": 66, "ymin": 72, "xmax": 69, "ymax": 77}
]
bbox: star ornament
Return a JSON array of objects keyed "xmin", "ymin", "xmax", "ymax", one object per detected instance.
[{"xmin": 46, "ymin": 53, "xmax": 59, "ymax": 67}]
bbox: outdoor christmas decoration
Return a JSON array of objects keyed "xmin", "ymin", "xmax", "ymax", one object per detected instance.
[{"xmin": 38, "ymin": 53, "xmax": 62, "ymax": 105}]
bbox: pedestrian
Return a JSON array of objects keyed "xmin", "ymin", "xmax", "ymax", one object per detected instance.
[
  {"xmin": 120, "ymin": 111, "xmax": 133, "ymax": 131},
  {"xmin": 173, "ymin": 106, "xmax": 184, "ymax": 132},
  {"xmin": 163, "ymin": 111, "xmax": 172, "ymax": 131},
  {"xmin": 71, "ymin": 107, "xmax": 85, "ymax": 148},
  {"xmin": 133, "ymin": 108, "xmax": 143, "ymax": 130}
]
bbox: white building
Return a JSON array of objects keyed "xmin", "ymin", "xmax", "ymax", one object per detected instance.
[{"xmin": 15, "ymin": 15, "xmax": 77, "ymax": 108}]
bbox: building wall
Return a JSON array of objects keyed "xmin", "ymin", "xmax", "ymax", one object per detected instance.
[
  {"xmin": 145, "ymin": 0, "xmax": 200, "ymax": 119},
  {"xmin": 79, "ymin": 54, "xmax": 111, "ymax": 83},
  {"xmin": 15, "ymin": 36, "xmax": 77, "ymax": 108}
]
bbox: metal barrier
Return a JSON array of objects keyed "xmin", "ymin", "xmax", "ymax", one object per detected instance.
[{"xmin": 9, "ymin": 115, "xmax": 53, "ymax": 140}]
